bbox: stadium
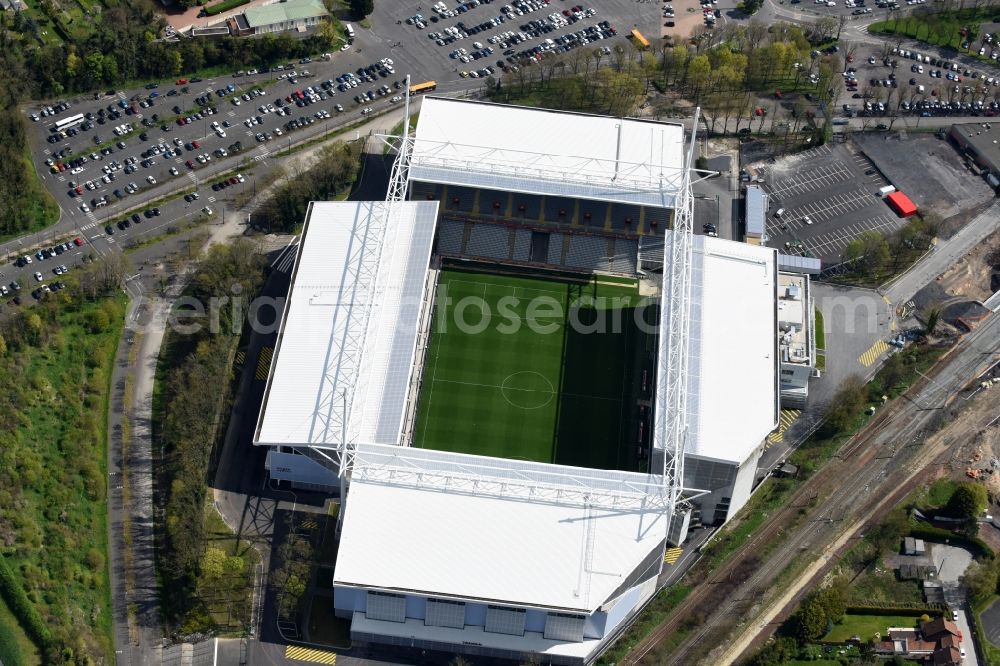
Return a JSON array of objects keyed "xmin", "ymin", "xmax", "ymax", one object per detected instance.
[{"xmin": 253, "ymin": 97, "xmax": 779, "ymax": 663}]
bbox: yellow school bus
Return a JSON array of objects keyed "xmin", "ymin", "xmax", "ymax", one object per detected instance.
[
  {"xmin": 630, "ymin": 28, "xmax": 651, "ymax": 48},
  {"xmin": 409, "ymin": 80, "xmax": 438, "ymax": 95}
]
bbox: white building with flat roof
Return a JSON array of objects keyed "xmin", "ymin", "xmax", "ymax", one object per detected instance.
[
  {"xmin": 675, "ymin": 233, "xmax": 778, "ymax": 524},
  {"xmin": 777, "ymin": 272, "xmax": 816, "ymax": 409}
]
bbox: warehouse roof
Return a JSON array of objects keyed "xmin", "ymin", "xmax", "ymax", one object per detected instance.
[
  {"xmin": 334, "ymin": 445, "xmax": 668, "ymax": 613},
  {"xmin": 745, "ymin": 185, "xmax": 768, "ymax": 238},
  {"xmin": 410, "ymin": 97, "xmax": 687, "ymax": 208},
  {"xmin": 951, "ymin": 122, "xmax": 1000, "ymax": 170},
  {"xmin": 254, "ymin": 200, "xmax": 439, "ymax": 449},
  {"xmin": 243, "ymin": 0, "xmax": 327, "ymax": 28},
  {"xmin": 682, "ymin": 234, "xmax": 779, "ymax": 463}
]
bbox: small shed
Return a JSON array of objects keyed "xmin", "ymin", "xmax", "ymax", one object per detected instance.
[
  {"xmin": 886, "ymin": 191, "xmax": 917, "ymax": 217},
  {"xmin": 904, "ymin": 537, "xmax": 926, "ymax": 555}
]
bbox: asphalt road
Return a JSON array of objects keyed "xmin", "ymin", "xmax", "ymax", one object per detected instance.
[{"xmin": 883, "ymin": 200, "xmax": 1000, "ymax": 308}]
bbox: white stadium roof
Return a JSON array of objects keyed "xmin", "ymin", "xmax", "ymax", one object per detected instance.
[
  {"xmin": 254, "ymin": 200, "xmax": 439, "ymax": 449},
  {"xmin": 410, "ymin": 97, "xmax": 686, "ymax": 208},
  {"xmin": 682, "ymin": 234, "xmax": 779, "ymax": 463},
  {"xmin": 335, "ymin": 445, "xmax": 668, "ymax": 614}
]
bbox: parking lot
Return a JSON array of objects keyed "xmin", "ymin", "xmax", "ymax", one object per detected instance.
[
  {"xmin": 838, "ymin": 38, "xmax": 1000, "ymax": 120},
  {"xmin": 369, "ymin": 0, "xmax": 651, "ymax": 80},
  {"xmin": 755, "ymin": 143, "xmax": 909, "ymax": 264}
]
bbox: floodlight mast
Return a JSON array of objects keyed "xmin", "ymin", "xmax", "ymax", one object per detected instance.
[{"xmin": 655, "ymin": 108, "xmax": 699, "ymax": 539}]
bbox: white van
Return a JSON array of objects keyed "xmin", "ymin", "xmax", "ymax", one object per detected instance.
[{"xmin": 345, "ymin": 23, "xmax": 355, "ymax": 40}]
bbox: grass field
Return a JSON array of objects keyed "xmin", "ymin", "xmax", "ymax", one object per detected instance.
[
  {"xmin": 414, "ymin": 267, "xmax": 649, "ymax": 472},
  {"xmin": 825, "ymin": 614, "xmax": 919, "ymax": 642}
]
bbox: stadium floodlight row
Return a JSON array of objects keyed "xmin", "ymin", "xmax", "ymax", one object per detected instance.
[{"xmin": 252, "ymin": 97, "xmax": 778, "ymax": 664}]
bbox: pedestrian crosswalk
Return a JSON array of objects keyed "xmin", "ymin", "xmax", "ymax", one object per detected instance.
[
  {"xmin": 859, "ymin": 339, "xmax": 890, "ymax": 367},
  {"xmin": 255, "ymin": 346, "xmax": 274, "ymax": 380},
  {"xmin": 767, "ymin": 409, "xmax": 801, "ymax": 445},
  {"xmin": 663, "ymin": 547, "xmax": 683, "ymax": 565},
  {"xmin": 285, "ymin": 646, "xmax": 337, "ymax": 665}
]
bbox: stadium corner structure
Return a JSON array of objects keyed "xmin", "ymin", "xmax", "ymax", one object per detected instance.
[{"xmin": 252, "ymin": 97, "xmax": 787, "ymax": 664}]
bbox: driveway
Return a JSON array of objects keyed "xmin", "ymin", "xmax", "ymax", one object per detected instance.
[{"xmin": 932, "ymin": 543, "xmax": 978, "ymax": 666}]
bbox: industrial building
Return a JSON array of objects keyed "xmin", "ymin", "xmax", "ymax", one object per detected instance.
[
  {"xmin": 229, "ymin": 0, "xmax": 328, "ymax": 36},
  {"xmin": 949, "ymin": 122, "xmax": 1000, "ymax": 189},
  {"xmin": 744, "ymin": 184, "xmax": 768, "ymax": 245},
  {"xmin": 253, "ymin": 97, "xmax": 780, "ymax": 663}
]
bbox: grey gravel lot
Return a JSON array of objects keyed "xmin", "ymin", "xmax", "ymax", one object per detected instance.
[{"xmin": 855, "ymin": 132, "xmax": 995, "ymax": 218}]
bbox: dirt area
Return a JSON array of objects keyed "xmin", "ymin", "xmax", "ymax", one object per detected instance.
[
  {"xmin": 965, "ymin": 420, "xmax": 1000, "ymax": 497},
  {"xmin": 936, "ymin": 227, "xmax": 1000, "ymax": 303},
  {"xmin": 661, "ymin": 0, "xmax": 710, "ymax": 41}
]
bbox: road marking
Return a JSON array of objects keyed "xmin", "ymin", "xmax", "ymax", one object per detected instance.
[
  {"xmin": 859, "ymin": 339, "xmax": 890, "ymax": 367},
  {"xmin": 301, "ymin": 518, "xmax": 318, "ymax": 530},
  {"xmin": 663, "ymin": 547, "xmax": 683, "ymax": 565},
  {"xmin": 255, "ymin": 346, "xmax": 274, "ymax": 381},
  {"xmin": 768, "ymin": 409, "xmax": 801, "ymax": 444},
  {"xmin": 235, "ymin": 350, "xmax": 246, "ymax": 367},
  {"xmin": 285, "ymin": 646, "xmax": 336, "ymax": 665}
]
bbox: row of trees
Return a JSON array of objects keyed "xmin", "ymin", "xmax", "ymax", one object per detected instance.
[
  {"xmin": 252, "ymin": 140, "xmax": 363, "ymax": 232},
  {"xmin": 489, "ymin": 21, "xmax": 841, "ymax": 135},
  {"xmin": 840, "ymin": 215, "xmax": 940, "ymax": 279},
  {"xmin": 25, "ymin": 4, "xmax": 341, "ymax": 97},
  {"xmin": 157, "ymin": 239, "xmax": 265, "ymax": 633}
]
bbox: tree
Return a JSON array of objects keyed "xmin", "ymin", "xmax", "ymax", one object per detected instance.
[
  {"xmin": 349, "ymin": 0, "xmax": 373, "ymax": 18},
  {"xmin": 794, "ymin": 594, "xmax": 830, "ymax": 640},
  {"xmin": 880, "ymin": 350, "xmax": 906, "ymax": 393},
  {"xmin": 746, "ymin": 636, "xmax": 799, "ymax": 666},
  {"xmin": 947, "ymin": 481, "xmax": 988, "ymax": 529},
  {"xmin": 961, "ymin": 558, "xmax": 998, "ymax": 605},
  {"xmin": 742, "ymin": 0, "xmax": 763, "ymax": 13},
  {"xmin": 844, "ymin": 230, "xmax": 890, "ymax": 277},
  {"xmin": 201, "ymin": 547, "xmax": 227, "ymax": 580},
  {"xmin": 924, "ymin": 304, "xmax": 942, "ymax": 336},
  {"xmin": 820, "ymin": 374, "xmax": 867, "ymax": 436}
]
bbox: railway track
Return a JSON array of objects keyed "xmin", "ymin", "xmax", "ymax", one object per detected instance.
[{"xmin": 622, "ymin": 316, "xmax": 1000, "ymax": 665}]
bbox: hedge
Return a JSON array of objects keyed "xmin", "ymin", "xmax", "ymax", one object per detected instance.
[
  {"xmin": 204, "ymin": 0, "xmax": 251, "ymax": 16},
  {"xmin": 910, "ymin": 526, "xmax": 994, "ymax": 560},
  {"xmin": 0, "ymin": 555, "xmax": 50, "ymax": 650},
  {"xmin": 845, "ymin": 604, "xmax": 945, "ymax": 616}
]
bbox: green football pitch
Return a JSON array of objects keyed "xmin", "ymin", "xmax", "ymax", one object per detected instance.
[{"xmin": 413, "ymin": 267, "xmax": 648, "ymax": 472}]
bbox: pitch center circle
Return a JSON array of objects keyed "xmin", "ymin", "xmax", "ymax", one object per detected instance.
[{"xmin": 500, "ymin": 371, "xmax": 555, "ymax": 410}]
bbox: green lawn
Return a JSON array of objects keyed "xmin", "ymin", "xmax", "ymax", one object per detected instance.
[
  {"xmin": 924, "ymin": 478, "xmax": 958, "ymax": 509},
  {"xmin": 414, "ymin": 267, "xmax": 645, "ymax": 471},
  {"xmin": 825, "ymin": 614, "xmax": 919, "ymax": 642},
  {"xmin": 0, "ymin": 595, "xmax": 40, "ymax": 666},
  {"xmin": 814, "ymin": 307, "xmax": 825, "ymax": 350}
]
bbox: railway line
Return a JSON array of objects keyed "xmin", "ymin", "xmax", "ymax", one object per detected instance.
[{"xmin": 623, "ymin": 313, "xmax": 1000, "ymax": 665}]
